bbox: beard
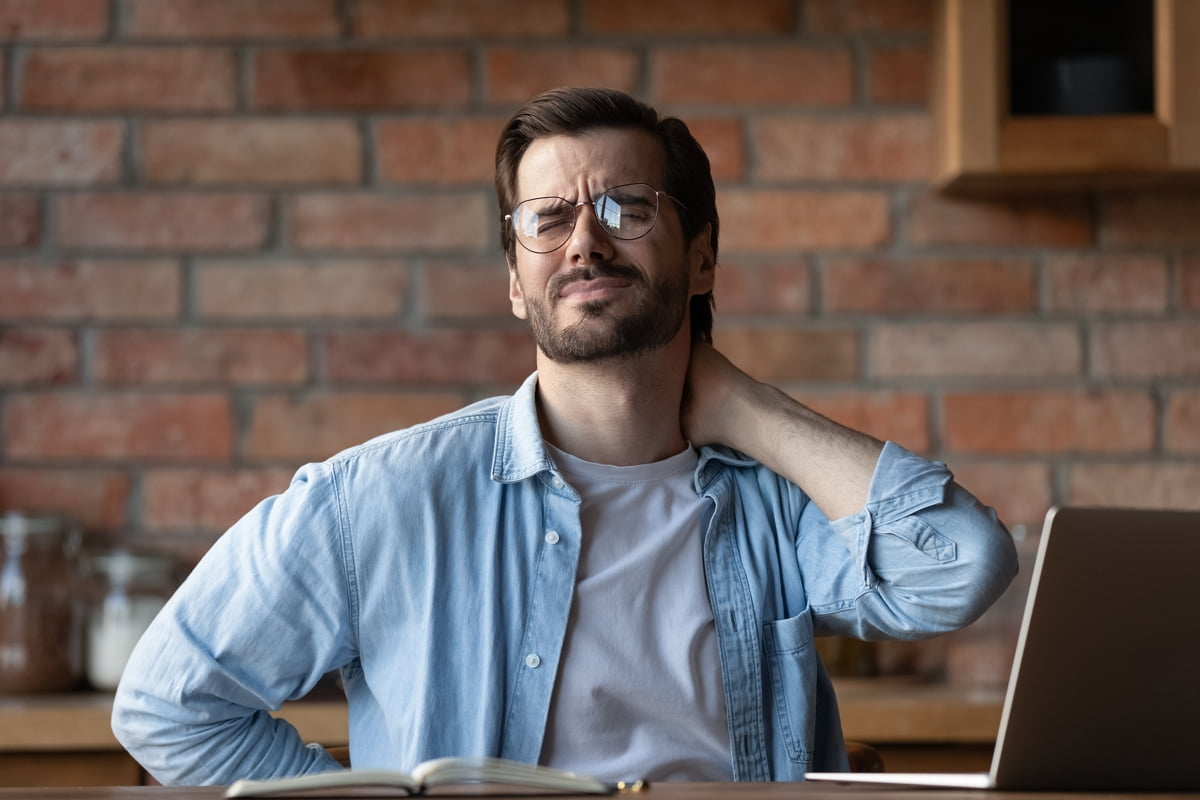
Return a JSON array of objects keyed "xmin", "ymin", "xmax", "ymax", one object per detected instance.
[{"xmin": 521, "ymin": 261, "xmax": 690, "ymax": 364}]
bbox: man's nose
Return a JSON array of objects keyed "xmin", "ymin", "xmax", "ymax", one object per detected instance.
[{"xmin": 565, "ymin": 202, "xmax": 616, "ymax": 263}]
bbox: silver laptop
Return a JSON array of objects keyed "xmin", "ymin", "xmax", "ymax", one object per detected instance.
[{"xmin": 806, "ymin": 505, "xmax": 1200, "ymax": 791}]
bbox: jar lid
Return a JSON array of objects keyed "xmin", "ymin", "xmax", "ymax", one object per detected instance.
[
  {"xmin": 1, "ymin": 510, "xmax": 69, "ymax": 536},
  {"xmin": 1, "ymin": 511, "xmax": 81, "ymax": 553},
  {"xmin": 89, "ymin": 550, "xmax": 177, "ymax": 585}
]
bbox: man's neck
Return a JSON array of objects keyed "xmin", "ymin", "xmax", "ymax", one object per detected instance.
[{"xmin": 534, "ymin": 339, "xmax": 691, "ymax": 467}]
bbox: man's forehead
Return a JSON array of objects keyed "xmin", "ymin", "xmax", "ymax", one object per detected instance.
[{"xmin": 515, "ymin": 128, "xmax": 666, "ymax": 197}]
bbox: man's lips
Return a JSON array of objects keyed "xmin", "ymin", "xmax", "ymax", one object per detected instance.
[
  {"xmin": 556, "ymin": 276, "xmax": 634, "ymax": 300},
  {"xmin": 548, "ymin": 263, "xmax": 642, "ymax": 301}
]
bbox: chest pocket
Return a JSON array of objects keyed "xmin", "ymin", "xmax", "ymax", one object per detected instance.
[{"xmin": 761, "ymin": 610, "xmax": 819, "ymax": 764}]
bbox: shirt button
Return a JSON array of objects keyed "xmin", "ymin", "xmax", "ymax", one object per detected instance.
[
  {"xmin": 551, "ymin": 476, "xmax": 564, "ymax": 490},
  {"xmin": 525, "ymin": 653, "xmax": 541, "ymax": 669},
  {"xmin": 545, "ymin": 530, "xmax": 560, "ymax": 545}
]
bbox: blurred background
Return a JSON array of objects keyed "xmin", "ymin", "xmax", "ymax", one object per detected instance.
[{"xmin": 1, "ymin": 0, "xmax": 1199, "ymax": 778}]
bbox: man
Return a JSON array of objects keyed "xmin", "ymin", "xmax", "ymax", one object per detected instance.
[{"xmin": 112, "ymin": 88, "xmax": 1018, "ymax": 785}]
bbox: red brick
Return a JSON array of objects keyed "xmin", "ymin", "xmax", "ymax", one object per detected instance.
[
  {"xmin": 0, "ymin": 0, "xmax": 108, "ymax": 40},
  {"xmin": 376, "ymin": 117, "xmax": 504, "ymax": 185},
  {"xmin": 0, "ymin": 121, "xmax": 122, "ymax": 185},
  {"xmin": 823, "ymin": 257, "xmax": 1036, "ymax": 314},
  {"xmin": 1068, "ymin": 462, "xmax": 1200, "ymax": 511},
  {"xmin": 805, "ymin": 0, "xmax": 932, "ymax": 34},
  {"xmin": 56, "ymin": 192, "xmax": 269, "ymax": 251},
  {"xmin": 871, "ymin": 323, "xmax": 1081, "ymax": 379},
  {"xmin": 93, "ymin": 328, "xmax": 309, "ymax": 385},
  {"xmin": 125, "ymin": 0, "xmax": 339, "ymax": 39},
  {"xmin": 1090, "ymin": 321, "xmax": 1200, "ymax": 378},
  {"xmin": 1046, "ymin": 254, "xmax": 1169, "ymax": 314},
  {"xmin": 323, "ymin": 329, "xmax": 535, "ymax": 385},
  {"xmin": 653, "ymin": 46, "xmax": 853, "ymax": 107},
  {"xmin": 949, "ymin": 460, "xmax": 1053, "ymax": 531},
  {"xmin": 0, "ymin": 194, "xmax": 39, "ymax": 247},
  {"xmin": 753, "ymin": 115, "xmax": 930, "ymax": 181},
  {"xmin": 21, "ymin": 47, "xmax": 235, "ymax": 111},
  {"xmin": 485, "ymin": 47, "xmax": 639, "ymax": 105},
  {"xmin": 713, "ymin": 326, "xmax": 859, "ymax": 382},
  {"xmin": 4, "ymin": 392, "xmax": 232, "ymax": 461},
  {"xmin": 355, "ymin": 0, "xmax": 567, "ymax": 38},
  {"xmin": 0, "ymin": 328, "xmax": 77, "ymax": 385},
  {"xmin": 290, "ymin": 193, "xmax": 489, "ymax": 252},
  {"xmin": 684, "ymin": 117, "xmax": 745, "ymax": 181},
  {"xmin": 869, "ymin": 44, "xmax": 929, "ymax": 106},
  {"xmin": 1180, "ymin": 256, "xmax": 1200, "ymax": 311},
  {"xmin": 0, "ymin": 259, "xmax": 180, "ymax": 320},
  {"xmin": 141, "ymin": 120, "xmax": 361, "ymax": 185},
  {"xmin": 244, "ymin": 391, "xmax": 465, "ymax": 462},
  {"xmin": 584, "ymin": 0, "xmax": 793, "ymax": 34},
  {"xmin": 789, "ymin": 390, "xmax": 930, "ymax": 452},
  {"xmin": 0, "ymin": 468, "xmax": 130, "ymax": 532},
  {"xmin": 718, "ymin": 189, "xmax": 889, "ymax": 252},
  {"xmin": 1165, "ymin": 390, "xmax": 1200, "ymax": 453},
  {"xmin": 195, "ymin": 259, "xmax": 409, "ymax": 320},
  {"xmin": 254, "ymin": 49, "xmax": 470, "ymax": 110},
  {"xmin": 1101, "ymin": 195, "xmax": 1200, "ymax": 248},
  {"xmin": 422, "ymin": 261, "xmax": 515, "ymax": 319},
  {"xmin": 715, "ymin": 260, "xmax": 811, "ymax": 314},
  {"xmin": 908, "ymin": 192, "xmax": 1093, "ymax": 247},
  {"xmin": 942, "ymin": 390, "xmax": 1154, "ymax": 454},
  {"xmin": 143, "ymin": 467, "xmax": 296, "ymax": 532}
]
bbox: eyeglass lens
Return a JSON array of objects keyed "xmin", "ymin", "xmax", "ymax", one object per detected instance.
[{"xmin": 509, "ymin": 183, "xmax": 662, "ymax": 254}]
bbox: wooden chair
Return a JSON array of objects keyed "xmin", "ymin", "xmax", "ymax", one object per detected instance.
[{"xmin": 845, "ymin": 741, "xmax": 885, "ymax": 772}]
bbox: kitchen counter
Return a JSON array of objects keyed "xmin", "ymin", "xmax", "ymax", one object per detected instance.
[{"xmin": 0, "ymin": 679, "xmax": 1003, "ymax": 784}]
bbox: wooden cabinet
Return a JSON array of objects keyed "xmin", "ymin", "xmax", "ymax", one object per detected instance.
[{"xmin": 932, "ymin": 0, "xmax": 1200, "ymax": 193}]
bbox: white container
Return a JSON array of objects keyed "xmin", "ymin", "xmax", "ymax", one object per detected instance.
[{"xmin": 86, "ymin": 551, "xmax": 176, "ymax": 691}]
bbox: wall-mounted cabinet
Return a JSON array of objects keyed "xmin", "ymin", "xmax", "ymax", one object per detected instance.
[{"xmin": 932, "ymin": 0, "xmax": 1200, "ymax": 194}]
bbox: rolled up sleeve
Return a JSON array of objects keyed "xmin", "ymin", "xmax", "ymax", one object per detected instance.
[{"xmin": 817, "ymin": 442, "xmax": 1019, "ymax": 639}]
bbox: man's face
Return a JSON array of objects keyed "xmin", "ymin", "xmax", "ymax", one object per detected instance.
[{"xmin": 507, "ymin": 128, "xmax": 713, "ymax": 364}]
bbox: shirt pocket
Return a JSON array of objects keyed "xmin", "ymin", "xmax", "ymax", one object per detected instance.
[{"xmin": 761, "ymin": 609, "xmax": 818, "ymax": 764}]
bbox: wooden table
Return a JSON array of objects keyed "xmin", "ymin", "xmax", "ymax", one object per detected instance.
[{"xmin": 0, "ymin": 783, "xmax": 1198, "ymax": 800}]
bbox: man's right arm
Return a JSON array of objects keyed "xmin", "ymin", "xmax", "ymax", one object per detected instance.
[{"xmin": 111, "ymin": 463, "xmax": 355, "ymax": 786}]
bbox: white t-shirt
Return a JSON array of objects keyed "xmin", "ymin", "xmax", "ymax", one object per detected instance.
[{"xmin": 539, "ymin": 443, "xmax": 733, "ymax": 782}]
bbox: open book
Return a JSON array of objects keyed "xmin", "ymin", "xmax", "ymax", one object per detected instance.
[{"xmin": 225, "ymin": 756, "xmax": 626, "ymax": 797}]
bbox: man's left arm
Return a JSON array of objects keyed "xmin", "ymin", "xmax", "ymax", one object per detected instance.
[
  {"xmin": 683, "ymin": 343, "xmax": 1019, "ymax": 635},
  {"xmin": 682, "ymin": 343, "xmax": 882, "ymax": 520}
]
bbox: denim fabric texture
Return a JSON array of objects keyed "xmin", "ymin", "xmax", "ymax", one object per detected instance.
[{"xmin": 112, "ymin": 372, "xmax": 1018, "ymax": 785}]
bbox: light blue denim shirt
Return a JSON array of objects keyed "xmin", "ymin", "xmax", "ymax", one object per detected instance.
[{"xmin": 112, "ymin": 373, "xmax": 1018, "ymax": 786}]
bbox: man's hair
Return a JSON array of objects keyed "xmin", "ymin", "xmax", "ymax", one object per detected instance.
[{"xmin": 495, "ymin": 87, "xmax": 718, "ymax": 343}]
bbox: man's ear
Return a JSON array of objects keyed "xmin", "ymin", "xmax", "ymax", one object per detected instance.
[
  {"xmin": 689, "ymin": 223, "xmax": 716, "ymax": 296},
  {"xmin": 508, "ymin": 259, "xmax": 528, "ymax": 320}
]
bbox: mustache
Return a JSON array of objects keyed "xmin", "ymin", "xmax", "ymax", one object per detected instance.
[{"xmin": 547, "ymin": 261, "xmax": 643, "ymax": 300}]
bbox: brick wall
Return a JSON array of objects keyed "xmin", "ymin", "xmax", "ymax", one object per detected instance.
[{"xmin": 2, "ymin": 0, "xmax": 1198, "ymax": 565}]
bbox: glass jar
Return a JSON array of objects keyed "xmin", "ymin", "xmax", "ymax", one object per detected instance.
[
  {"xmin": 0, "ymin": 511, "xmax": 84, "ymax": 693},
  {"xmin": 86, "ymin": 550, "xmax": 177, "ymax": 691}
]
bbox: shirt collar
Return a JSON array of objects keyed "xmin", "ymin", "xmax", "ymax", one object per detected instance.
[
  {"xmin": 491, "ymin": 372, "xmax": 555, "ymax": 483},
  {"xmin": 490, "ymin": 371, "xmax": 759, "ymax": 490}
]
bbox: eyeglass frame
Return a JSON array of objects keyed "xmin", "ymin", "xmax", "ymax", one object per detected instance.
[{"xmin": 503, "ymin": 182, "xmax": 689, "ymax": 255}]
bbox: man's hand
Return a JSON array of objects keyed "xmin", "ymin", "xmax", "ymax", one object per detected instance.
[
  {"xmin": 682, "ymin": 342, "xmax": 883, "ymax": 521},
  {"xmin": 681, "ymin": 342, "xmax": 751, "ymax": 450}
]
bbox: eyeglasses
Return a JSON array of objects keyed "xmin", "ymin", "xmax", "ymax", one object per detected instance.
[{"xmin": 504, "ymin": 182, "xmax": 686, "ymax": 254}]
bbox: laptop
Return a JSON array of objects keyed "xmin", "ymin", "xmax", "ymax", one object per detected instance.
[{"xmin": 805, "ymin": 505, "xmax": 1200, "ymax": 791}]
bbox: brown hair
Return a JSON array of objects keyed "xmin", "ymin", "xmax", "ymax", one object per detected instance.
[{"xmin": 495, "ymin": 87, "xmax": 718, "ymax": 343}]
